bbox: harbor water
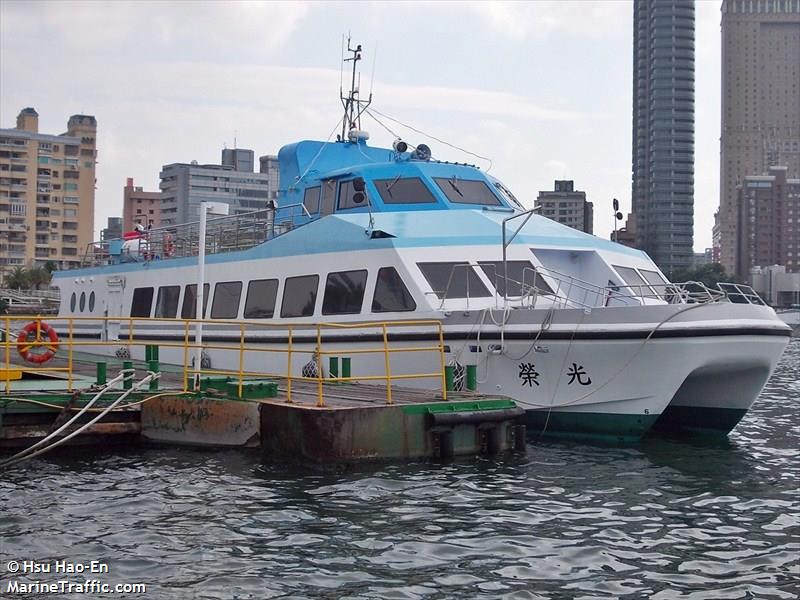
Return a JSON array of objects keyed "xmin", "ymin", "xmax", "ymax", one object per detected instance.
[{"xmin": 1, "ymin": 339, "xmax": 797, "ymax": 599}]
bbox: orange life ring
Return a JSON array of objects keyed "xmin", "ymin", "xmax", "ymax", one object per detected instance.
[{"xmin": 17, "ymin": 320, "xmax": 59, "ymax": 364}]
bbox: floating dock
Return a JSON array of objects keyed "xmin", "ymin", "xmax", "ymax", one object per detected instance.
[{"xmin": 0, "ymin": 321, "xmax": 527, "ymax": 463}]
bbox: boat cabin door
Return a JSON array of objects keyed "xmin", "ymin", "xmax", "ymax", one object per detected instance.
[{"xmin": 103, "ymin": 276, "xmax": 125, "ymax": 341}]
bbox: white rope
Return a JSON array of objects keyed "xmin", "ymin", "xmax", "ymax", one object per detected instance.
[
  {"xmin": 0, "ymin": 371, "xmax": 129, "ymax": 468},
  {"xmin": 1, "ymin": 371, "xmax": 159, "ymax": 469}
]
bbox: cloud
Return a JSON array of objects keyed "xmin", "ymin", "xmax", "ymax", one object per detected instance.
[
  {"xmin": 0, "ymin": 1, "xmax": 310, "ymax": 57},
  {"xmin": 465, "ymin": 0, "xmax": 631, "ymax": 41}
]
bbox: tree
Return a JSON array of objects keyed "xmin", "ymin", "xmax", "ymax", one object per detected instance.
[
  {"xmin": 28, "ymin": 266, "xmax": 52, "ymax": 290},
  {"xmin": 668, "ymin": 263, "xmax": 740, "ymax": 289},
  {"xmin": 4, "ymin": 266, "xmax": 29, "ymax": 290},
  {"xmin": 43, "ymin": 261, "xmax": 57, "ymax": 274}
]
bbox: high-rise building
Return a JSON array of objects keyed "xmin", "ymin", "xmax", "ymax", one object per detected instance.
[
  {"xmin": 159, "ymin": 148, "xmax": 279, "ymax": 226},
  {"xmin": 222, "ymin": 148, "xmax": 255, "ymax": 173},
  {"xmin": 735, "ymin": 165, "xmax": 799, "ymax": 278},
  {"xmin": 535, "ymin": 180, "xmax": 594, "ymax": 234},
  {"xmin": 0, "ymin": 108, "xmax": 97, "ymax": 272},
  {"xmin": 100, "ymin": 216, "xmax": 123, "ymax": 242},
  {"xmin": 631, "ymin": 0, "xmax": 695, "ymax": 274},
  {"xmin": 717, "ymin": 0, "xmax": 800, "ymax": 274},
  {"xmin": 123, "ymin": 177, "xmax": 161, "ymax": 232},
  {"xmin": 259, "ymin": 155, "xmax": 280, "ymax": 202}
]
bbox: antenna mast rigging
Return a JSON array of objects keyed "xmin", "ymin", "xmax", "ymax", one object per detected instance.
[{"xmin": 340, "ymin": 36, "xmax": 372, "ymax": 141}]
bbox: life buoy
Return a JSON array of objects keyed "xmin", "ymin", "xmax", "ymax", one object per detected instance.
[{"xmin": 17, "ymin": 320, "xmax": 59, "ymax": 364}]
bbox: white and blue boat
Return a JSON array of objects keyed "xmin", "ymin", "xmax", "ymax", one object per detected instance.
[{"xmin": 52, "ymin": 45, "xmax": 791, "ymax": 442}]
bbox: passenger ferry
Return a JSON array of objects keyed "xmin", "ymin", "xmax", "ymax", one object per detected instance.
[{"xmin": 50, "ymin": 45, "xmax": 791, "ymax": 442}]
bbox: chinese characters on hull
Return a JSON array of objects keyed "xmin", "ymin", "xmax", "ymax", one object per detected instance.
[{"xmin": 517, "ymin": 362, "xmax": 592, "ymax": 387}]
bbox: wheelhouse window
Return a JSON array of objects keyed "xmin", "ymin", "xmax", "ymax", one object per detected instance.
[
  {"xmin": 88, "ymin": 291, "xmax": 95, "ymax": 312},
  {"xmin": 337, "ymin": 180, "xmax": 368, "ymax": 210},
  {"xmin": 417, "ymin": 262, "xmax": 491, "ymax": 300},
  {"xmin": 130, "ymin": 287, "xmax": 154, "ymax": 317},
  {"xmin": 372, "ymin": 267, "xmax": 416, "ymax": 312},
  {"xmin": 322, "ymin": 269, "xmax": 367, "ymax": 315},
  {"xmin": 244, "ymin": 279, "xmax": 278, "ymax": 318},
  {"xmin": 320, "ymin": 179, "xmax": 336, "ymax": 215},
  {"xmin": 70, "ymin": 292, "xmax": 76, "ymax": 312},
  {"xmin": 494, "ymin": 181, "xmax": 523, "ymax": 209},
  {"xmin": 373, "ymin": 176, "xmax": 437, "ymax": 204},
  {"xmin": 613, "ymin": 265, "xmax": 650, "ymax": 293},
  {"xmin": 154, "ymin": 285, "xmax": 180, "ymax": 318},
  {"xmin": 478, "ymin": 261, "xmax": 553, "ymax": 297},
  {"xmin": 211, "ymin": 281, "xmax": 243, "ymax": 319},
  {"xmin": 181, "ymin": 283, "xmax": 210, "ymax": 319},
  {"xmin": 434, "ymin": 177, "xmax": 501, "ymax": 206},
  {"xmin": 303, "ymin": 186, "xmax": 320, "ymax": 215},
  {"xmin": 281, "ymin": 275, "xmax": 319, "ymax": 318}
]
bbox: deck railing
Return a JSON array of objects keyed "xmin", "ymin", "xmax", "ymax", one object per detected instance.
[
  {"xmin": 0, "ymin": 316, "xmax": 447, "ymax": 406},
  {"xmin": 80, "ymin": 203, "xmax": 311, "ymax": 268},
  {"xmin": 431, "ymin": 262, "xmax": 762, "ymax": 311}
]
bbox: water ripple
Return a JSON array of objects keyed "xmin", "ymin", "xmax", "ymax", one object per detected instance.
[{"xmin": 0, "ymin": 340, "xmax": 798, "ymax": 599}]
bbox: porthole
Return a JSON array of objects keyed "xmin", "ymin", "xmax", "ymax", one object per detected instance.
[
  {"xmin": 88, "ymin": 291, "xmax": 96, "ymax": 312},
  {"xmin": 79, "ymin": 292, "xmax": 86, "ymax": 312},
  {"xmin": 70, "ymin": 292, "xmax": 76, "ymax": 311}
]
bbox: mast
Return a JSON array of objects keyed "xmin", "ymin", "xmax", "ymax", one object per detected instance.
[{"xmin": 340, "ymin": 36, "xmax": 372, "ymax": 141}]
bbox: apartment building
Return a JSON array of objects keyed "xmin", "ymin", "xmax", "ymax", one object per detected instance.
[
  {"xmin": 0, "ymin": 108, "xmax": 97, "ymax": 272},
  {"xmin": 123, "ymin": 177, "xmax": 161, "ymax": 232},
  {"xmin": 159, "ymin": 148, "xmax": 278, "ymax": 227},
  {"xmin": 735, "ymin": 165, "xmax": 799, "ymax": 278},
  {"xmin": 535, "ymin": 180, "xmax": 594, "ymax": 234},
  {"xmin": 717, "ymin": 0, "xmax": 800, "ymax": 273}
]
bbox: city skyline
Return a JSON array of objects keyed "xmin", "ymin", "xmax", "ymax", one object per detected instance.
[{"xmin": 1, "ymin": 1, "xmax": 724, "ymax": 249}]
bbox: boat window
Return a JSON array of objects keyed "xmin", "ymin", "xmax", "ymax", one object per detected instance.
[
  {"xmin": 320, "ymin": 180, "xmax": 336, "ymax": 216},
  {"xmin": 281, "ymin": 275, "xmax": 319, "ymax": 318},
  {"xmin": 154, "ymin": 285, "xmax": 180, "ymax": 318},
  {"xmin": 434, "ymin": 177, "xmax": 502, "ymax": 206},
  {"xmin": 640, "ymin": 269, "xmax": 671, "ymax": 298},
  {"xmin": 70, "ymin": 292, "xmax": 76, "ymax": 312},
  {"xmin": 79, "ymin": 291, "xmax": 86, "ymax": 312},
  {"xmin": 244, "ymin": 279, "xmax": 279, "ymax": 318},
  {"xmin": 88, "ymin": 291, "xmax": 95, "ymax": 312},
  {"xmin": 478, "ymin": 261, "xmax": 554, "ymax": 297},
  {"xmin": 181, "ymin": 283, "xmax": 210, "ymax": 319},
  {"xmin": 322, "ymin": 269, "xmax": 367, "ymax": 315},
  {"xmin": 613, "ymin": 265, "xmax": 651, "ymax": 293},
  {"xmin": 130, "ymin": 287, "xmax": 154, "ymax": 318},
  {"xmin": 372, "ymin": 267, "xmax": 416, "ymax": 312},
  {"xmin": 211, "ymin": 281, "xmax": 243, "ymax": 319},
  {"xmin": 337, "ymin": 180, "xmax": 368, "ymax": 210},
  {"xmin": 640, "ymin": 269, "xmax": 668, "ymax": 287},
  {"xmin": 303, "ymin": 186, "xmax": 320, "ymax": 215},
  {"xmin": 494, "ymin": 181, "xmax": 523, "ymax": 209},
  {"xmin": 373, "ymin": 176, "xmax": 437, "ymax": 204},
  {"xmin": 417, "ymin": 262, "xmax": 492, "ymax": 300}
]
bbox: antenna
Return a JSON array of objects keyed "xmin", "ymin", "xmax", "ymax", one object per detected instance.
[{"xmin": 340, "ymin": 35, "xmax": 372, "ymax": 141}]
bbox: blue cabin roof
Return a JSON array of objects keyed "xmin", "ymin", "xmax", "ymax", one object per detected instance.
[{"xmin": 275, "ymin": 139, "xmax": 521, "ymax": 225}]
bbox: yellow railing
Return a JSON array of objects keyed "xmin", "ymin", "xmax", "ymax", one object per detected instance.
[{"xmin": 1, "ymin": 315, "xmax": 448, "ymax": 406}]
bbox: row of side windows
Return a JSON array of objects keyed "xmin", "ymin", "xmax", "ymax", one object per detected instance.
[{"xmin": 129, "ymin": 267, "xmax": 416, "ymax": 319}]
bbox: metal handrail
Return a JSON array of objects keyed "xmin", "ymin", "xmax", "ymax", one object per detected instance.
[
  {"xmin": 0, "ymin": 315, "xmax": 448, "ymax": 406},
  {"xmin": 421, "ymin": 261, "xmax": 753, "ymax": 312},
  {"xmin": 79, "ymin": 203, "xmax": 312, "ymax": 268}
]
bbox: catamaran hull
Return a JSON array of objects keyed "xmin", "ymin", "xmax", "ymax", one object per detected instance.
[{"xmin": 64, "ymin": 321, "xmax": 790, "ymax": 443}]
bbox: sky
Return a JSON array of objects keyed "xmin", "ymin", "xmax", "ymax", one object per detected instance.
[{"xmin": 0, "ymin": 0, "xmax": 722, "ymax": 250}]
